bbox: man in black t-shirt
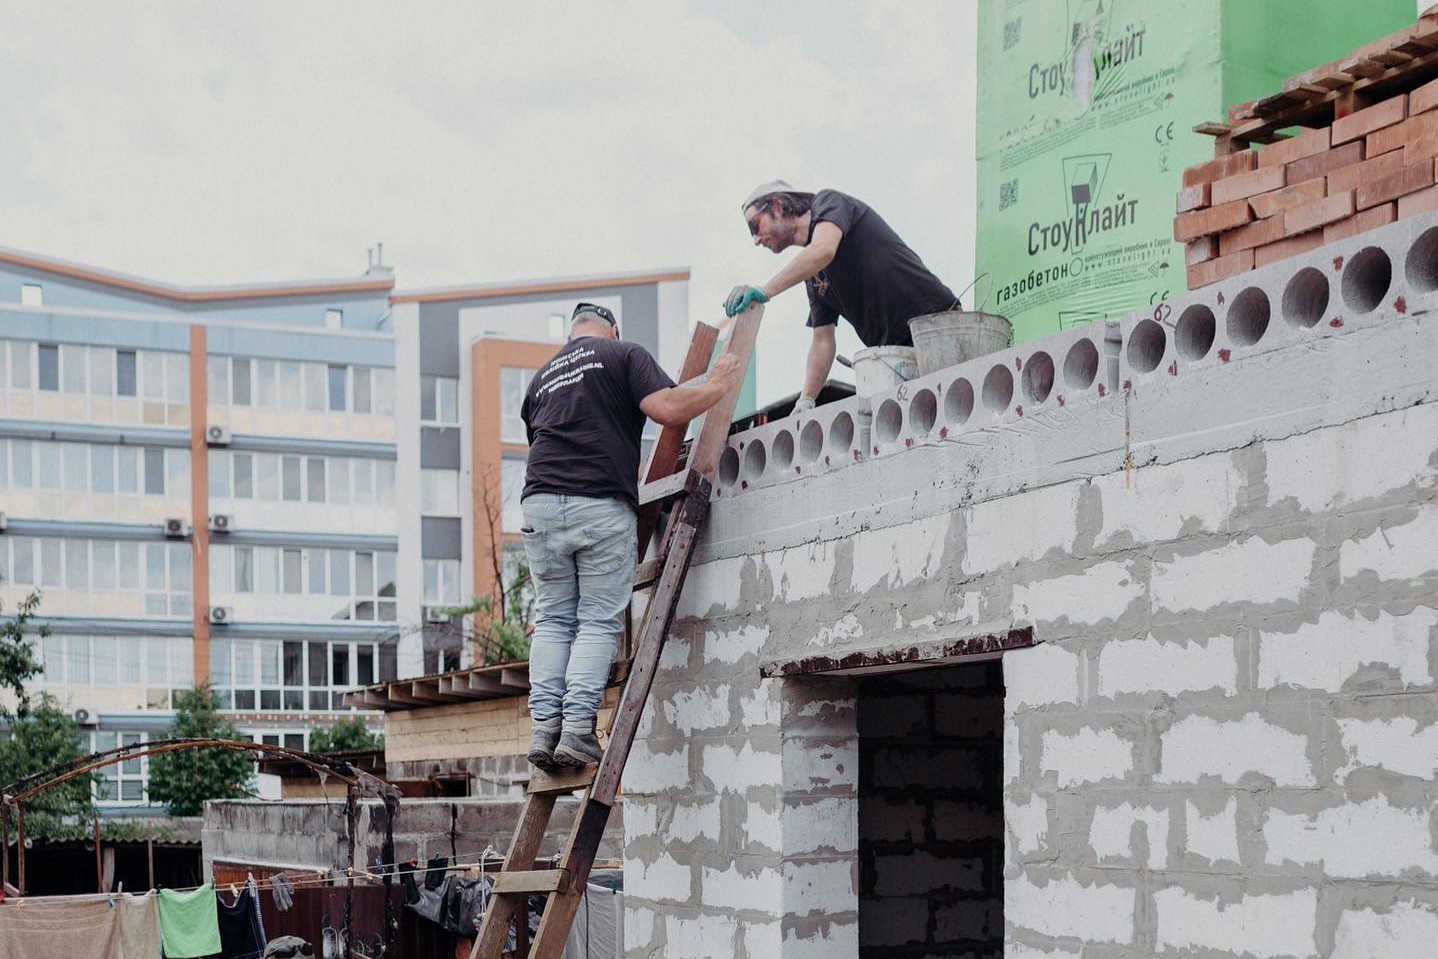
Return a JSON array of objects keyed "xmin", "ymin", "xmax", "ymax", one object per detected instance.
[
  {"xmin": 724, "ymin": 180, "xmax": 958, "ymax": 411},
  {"xmin": 519, "ymin": 302, "xmax": 741, "ymax": 769}
]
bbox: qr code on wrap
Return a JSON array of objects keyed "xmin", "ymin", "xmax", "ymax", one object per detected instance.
[
  {"xmin": 1003, "ymin": 18, "xmax": 1021, "ymax": 50},
  {"xmin": 999, "ymin": 178, "xmax": 1018, "ymax": 211}
]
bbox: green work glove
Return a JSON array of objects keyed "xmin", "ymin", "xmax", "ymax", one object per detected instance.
[{"xmin": 724, "ymin": 285, "xmax": 769, "ymax": 317}]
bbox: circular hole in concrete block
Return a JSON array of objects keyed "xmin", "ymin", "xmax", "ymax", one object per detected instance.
[
  {"xmin": 874, "ymin": 399, "xmax": 903, "ymax": 444},
  {"xmin": 1282, "ymin": 267, "xmax": 1329, "ymax": 328},
  {"xmin": 718, "ymin": 446, "xmax": 740, "ymax": 487},
  {"xmin": 910, "ymin": 389, "xmax": 937, "ymax": 437},
  {"xmin": 1342, "ymin": 245, "xmax": 1392, "ymax": 314},
  {"xmin": 1126, "ymin": 319, "xmax": 1166, "ymax": 373},
  {"xmin": 1226, "ymin": 287, "xmax": 1270, "ymax": 346},
  {"xmin": 1063, "ymin": 338, "xmax": 1099, "ymax": 390},
  {"xmin": 798, "ymin": 420, "xmax": 823, "ymax": 463},
  {"xmin": 944, "ymin": 377, "xmax": 974, "ymax": 426},
  {"xmin": 1175, "ymin": 304, "xmax": 1216, "ymax": 360},
  {"xmin": 1406, "ymin": 227, "xmax": 1438, "ymax": 293},
  {"xmin": 742, "ymin": 438, "xmax": 767, "ymax": 480},
  {"xmin": 982, "ymin": 363, "xmax": 1014, "ymax": 413},
  {"xmin": 827, "ymin": 411, "xmax": 855, "ymax": 455},
  {"xmin": 771, "ymin": 429, "xmax": 795, "ymax": 471},
  {"xmin": 1021, "ymin": 350, "xmax": 1055, "ymax": 405}
]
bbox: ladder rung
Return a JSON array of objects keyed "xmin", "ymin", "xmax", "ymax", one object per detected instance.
[
  {"xmin": 519, "ymin": 765, "xmax": 597, "ymax": 795},
  {"xmin": 637, "ymin": 468, "xmax": 700, "ymax": 506},
  {"xmin": 634, "ymin": 558, "xmax": 659, "ymax": 590},
  {"xmin": 493, "ymin": 869, "xmax": 570, "ymax": 895}
]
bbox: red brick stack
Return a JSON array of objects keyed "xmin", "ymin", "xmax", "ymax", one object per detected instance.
[{"xmin": 1176, "ymin": 80, "xmax": 1438, "ymax": 289}]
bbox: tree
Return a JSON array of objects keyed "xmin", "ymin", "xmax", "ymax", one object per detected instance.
[
  {"xmin": 0, "ymin": 590, "xmax": 97, "ymax": 835},
  {"xmin": 308, "ymin": 717, "xmax": 383, "ymax": 754},
  {"xmin": 146, "ymin": 685, "xmax": 254, "ymax": 816},
  {"xmin": 0, "ymin": 589, "xmax": 47, "ymax": 718},
  {"xmin": 0, "ymin": 697, "xmax": 97, "ymax": 834}
]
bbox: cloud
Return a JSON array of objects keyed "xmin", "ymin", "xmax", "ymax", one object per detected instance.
[{"xmin": 0, "ymin": 0, "xmax": 976, "ymax": 404}]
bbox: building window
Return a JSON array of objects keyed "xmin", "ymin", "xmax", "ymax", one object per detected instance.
[
  {"xmin": 421, "ymin": 468, "xmax": 460, "ymax": 515},
  {"xmin": 93, "ymin": 731, "xmax": 147, "ymax": 803},
  {"xmin": 212, "ymin": 636, "xmax": 396, "ymax": 713},
  {"xmin": 547, "ymin": 313, "xmax": 566, "ymax": 339},
  {"xmin": 423, "ymin": 558, "xmax": 462, "ymax": 605},
  {"xmin": 9, "ymin": 341, "xmax": 32, "ymax": 388},
  {"xmin": 420, "ymin": 376, "xmax": 459, "ymax": 424},
  {"xmin": 500, "ymin": 455, "xmax": 526, "ymax": 532},
  {"xmin": 207, "ymin": 355, "xmax": 229, "ymax": 404},
  {"xmin": 37, "ymin": 343, "xmax": 59, "ymax": 391},
  {"xmin": 116, "ymin": 350, "xmax": 137, "ymax": 397},
  {"xmin": 327, "ymin": 364, "xmax": 347, "ymax": 412},
  {"xmin": 352, "ymin": 367, "xmax": 372, "ymax": 414},
  {"xmin": 325, "ymin": 309, "xmax": 343, "ymax": 330},
  {"xmin": 303, "ymin": 362, "xmax": 326, "ymax": 412},
  {"xmin": 20, "ymin": 284, "xmax": 42, "ymax": 307},
  {"xmin": 499, "ymin": 368, "xmax": 536, "ymax": 443}
]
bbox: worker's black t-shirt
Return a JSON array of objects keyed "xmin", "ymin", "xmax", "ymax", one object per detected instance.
[
  {"xmin": 521, "ymin": 336, "xmax": 675, "ymax": 509},
  {"xmin": 805, "ymin": 189, "xmax": 958, "ymax": 347}
]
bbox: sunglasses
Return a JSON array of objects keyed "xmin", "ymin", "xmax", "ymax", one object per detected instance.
[
  {"xmin": 572, "ymin": 302, "xmax": 617, "ymax": 327},
  {"xmin": 267, "ymin": 944, "xmax": 314, "ymax": 958},
  {"xmin": 745, "ymin": 198, "xmax": 773, "ymax": 237}
]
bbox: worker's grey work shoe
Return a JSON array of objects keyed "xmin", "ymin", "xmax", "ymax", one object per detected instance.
[
  {"xmin": 553, "ymin": 718, "xmax": 604, "ymax": 767},
  {"xmin": 527, "ymin": 715, "xmax": 562, "ymax": 769}
]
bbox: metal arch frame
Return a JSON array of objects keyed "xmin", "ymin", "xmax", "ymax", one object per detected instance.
[{"xmin": 1, "ymin": 737, "xmax": 402, "ymax": 958}]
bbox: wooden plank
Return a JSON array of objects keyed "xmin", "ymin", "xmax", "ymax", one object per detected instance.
[
  {"xmin": 528, "ymin": 800, "xmax": 613, "ymax": 959},
  {"xmin": 636, "ymin": 320, "xmax": 719, "ymax": 549},
  {"xmin": 686, "ymin": 302, "xmax": 764, "ymax": 479},
  {"xmin": 637, "ymin": 467, "xmax": 699, "ymax": 506},
  {"xmin": 492, "ymin": 869, "xmax": 569, "ymax": 895},
  {"xmin": 470, "ymin": 792, "xmax": 558, "ymax": 959},
  {"xmin": 633, "ymin": 557, "xmax": 660, "ymax": 591},
  {"xmin": 467, "ymin": 673, "xmax": 507, "ymax": 695},
  {"xmin": 589, "ymin": 483, "xmax": 710, "ymax": 804},
  {"xmin": 498, "ymin": 667, "xmax": 530, "ymax": 691},
  {"xmin": 437, "ymin": 677, "xmax": 494, "ymax": 700},
  {"xmin": 524, "ymin": 766, "xmax": 596, "ymax": 796}
]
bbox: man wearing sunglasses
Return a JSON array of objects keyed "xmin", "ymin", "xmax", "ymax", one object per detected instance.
[
  {"xmin": 725, "ymin": 181, "xmax": 958, "ymax": 411},
  {"xmin": 520, "ymin": 302, "xmax": 742, "ymax": 769}
]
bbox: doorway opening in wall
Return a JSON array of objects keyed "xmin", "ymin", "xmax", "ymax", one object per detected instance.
[{"xmin": 857, "ymin": 660, "xmax": 1004, "ymax": 958}]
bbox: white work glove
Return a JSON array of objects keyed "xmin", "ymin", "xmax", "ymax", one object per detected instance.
[{"xmin": 793, "ymin": 395, "xmax": 816, "ymax": 413}]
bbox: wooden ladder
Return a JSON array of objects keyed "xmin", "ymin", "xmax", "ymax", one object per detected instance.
[{"xmin": 469, "ymin": 304, "xmax": 763, "ymax": 959}]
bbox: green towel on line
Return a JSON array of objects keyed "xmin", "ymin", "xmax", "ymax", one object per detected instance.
[{"xmin": 157, "ymin": 883, "xmax": 222, "ymax": 958}]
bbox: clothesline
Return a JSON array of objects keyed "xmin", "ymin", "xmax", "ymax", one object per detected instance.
[{"xmin": 0, "ymin": 842, "xmax": 607, "ymax": 904}]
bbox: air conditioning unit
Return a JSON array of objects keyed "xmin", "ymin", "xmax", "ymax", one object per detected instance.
[
  {"xmin": 209, "ymin": 606, "xmax": 234, "ymax": 625},
  {"xmin": 72, "ymin": 708, "xmax": 93, "ymax": 726},
  {"xmin": 164, "ymin": 517, "xmax": 190, "ymax": 538},
  {"xmin": 205, "ymin": 424, "xmax": 232, "ymax": 446},
  {"xmin": 0, "ymin": 510, "xmax": 8, "ymax": 532},
  {"xmin": 209, "ymin": 513, "xmax": 234, "ymax": 533},
  {"xmin": 423, "ymin": 606, "xmax": 452, "ymax": 624}
]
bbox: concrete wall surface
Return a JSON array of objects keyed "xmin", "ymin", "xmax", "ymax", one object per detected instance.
[
  {"xmin": 202, "ymin": 795, "xmax": 624, "ymax": 879},
  {"xmin": 622, "ymin": 216, "xmax": 1438, "ymax": 957}
]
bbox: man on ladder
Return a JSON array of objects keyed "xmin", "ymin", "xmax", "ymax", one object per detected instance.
[{"xmin": 518, "ymin": 301, "xmax": 741, "ymax": 770}]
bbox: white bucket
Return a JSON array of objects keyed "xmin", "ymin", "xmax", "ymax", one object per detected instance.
[{"xmin": 852, "ymin": 345, "xmax": 919, "ymax": 396}]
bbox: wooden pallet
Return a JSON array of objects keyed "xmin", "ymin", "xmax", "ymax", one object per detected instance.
[
  {"xmin": 1199, "ymin": 12, "xmax": 1438, "ymax": 154},
  {"xmin": 469, "ymin": 303, "xmax": 763, "ymax": 959}
]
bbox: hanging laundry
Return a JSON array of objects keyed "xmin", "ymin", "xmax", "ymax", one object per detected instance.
[
  {"xmin": 157, "ymin": 883, "xmax": 223, "ymax": 958},
  {"xmin": 0, "ymin": 896, "xmax": 119, "ymax": 958},
  {"xmin": 118, "ymin": 891, "xmax": 162, "ymax": 959},
  {"xmin": 215, "ymin": 885, "xmax": 267, "ymax": 959},
  {"xmin": 269, "ymin": 873, "xmax": 295, "ymax": 913}
]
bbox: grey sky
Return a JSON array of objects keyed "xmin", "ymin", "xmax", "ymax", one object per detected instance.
[{"xmin": 0, "ymin": 0, "xmax": 977, "ymax": 404}]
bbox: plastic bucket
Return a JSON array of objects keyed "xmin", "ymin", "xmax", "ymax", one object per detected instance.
[
  {"xmin": 908, "ymin": 310, "xmax": 1013, "ymax": 376},
  {"xmin": 852, "ymin": 346, "xmax": 919, "ymax": 396}
]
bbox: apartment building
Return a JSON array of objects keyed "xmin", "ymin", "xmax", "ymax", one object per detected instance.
[
  {"xmin": 0, "ymin": 246, "xmax": 400, "ymax": 805},
  {"xmin": 0, "ymin": 247, "xmax": 743, "ymax": 805},
  {"xmin": 388, "ymin": 269, "xmax": 747, "ymax": 674}
]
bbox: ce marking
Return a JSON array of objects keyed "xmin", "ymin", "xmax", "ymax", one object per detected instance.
[{"xmin": 1154, "ymin": 121, "xmax": 1175, "ymax": 144}]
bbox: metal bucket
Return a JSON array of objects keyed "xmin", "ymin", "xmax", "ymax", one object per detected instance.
[
  {"xmin": 908, "ymin": 310, "xmax": 1013, "ymax": 376},
  {"xmin": 852, "ymin": 345, "xmax": 919, "ymax": 396}
]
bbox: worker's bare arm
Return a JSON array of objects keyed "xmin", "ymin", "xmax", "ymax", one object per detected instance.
[
  {"xmin": 761, "ymin": 221, "xmax": 843, "ymax": 299},
  {"xmin": 800, "ymin": 325, "xmax": 837, "ymax": 401},
  {"xmin": 640, "ymin": 353, "xmax": 743, "ymax": 426}
]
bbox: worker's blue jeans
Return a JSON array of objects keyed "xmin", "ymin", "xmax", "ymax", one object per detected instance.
[{"xmin": 520, "ymin": 493, "xmax": 636, "ymax": 723}]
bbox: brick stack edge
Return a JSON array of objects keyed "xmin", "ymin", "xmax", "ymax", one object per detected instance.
[{"xmin": 1175, "ymin": 78, "xmax": 1438, "ymax": 290}]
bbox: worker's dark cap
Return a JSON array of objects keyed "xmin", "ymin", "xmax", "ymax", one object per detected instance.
[{"xmin": 571, "ymin": 302, "xmax": 617, "ymax": 327}]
